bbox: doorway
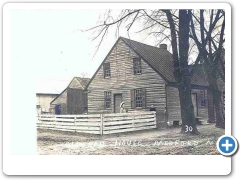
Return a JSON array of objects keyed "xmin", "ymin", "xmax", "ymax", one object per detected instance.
[
  {"xmin": 114, "ymin": 94, "xmax": 122, "ymax": 113},
  {"xmin": 55, "ymin": 105, "xmax": 61, "ymax": 115}
]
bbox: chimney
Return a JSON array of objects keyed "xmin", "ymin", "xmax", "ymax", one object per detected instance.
[{"xmin": 159, "ymin": 44, "xmax": 167, "ymax": 50}]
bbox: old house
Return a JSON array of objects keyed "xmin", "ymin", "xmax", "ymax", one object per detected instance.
[
  {"xmin": 36, "ymin": 79, "xmax": 70, "ymax": 114},
  {"xmin": 85, "ymin": 37, "xmax": 214, "ymax": 126},
  {"xmin": 51, "ymin": 77, "xmax": 90, "ymax": 115},
  {"xmin": 36, "ymin": 93, "xmax": 59, "ymax": 114}
]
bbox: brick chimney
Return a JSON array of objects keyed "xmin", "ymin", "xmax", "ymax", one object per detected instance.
[{"xmin": 159, "ymin": 44, "xmax": 167, "ymax": 50}]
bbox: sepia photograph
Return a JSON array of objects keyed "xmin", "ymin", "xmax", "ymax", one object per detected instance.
[
  {"xmin": 33, "ymin": 8, "xmax": 226, "ymax": 155},
  {"xmin": 3, "ymin": 2, "xmax": 234, "ymax": 176}
]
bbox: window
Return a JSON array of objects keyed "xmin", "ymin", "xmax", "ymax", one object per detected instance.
[
  {"xmin": 36, "ymin": 105, "xmax": 41, "ymax": 109},
  {"xmin": 131, "ymin": 88, "xmax": 146, "ymax": 108},
  {"xmin": 135, "ymin": 89, "xmax": 143, "ymax": 107},
  {"xmin": 103, "ymin": 62, "xmax": 111, "ymax": 78},
  {"xmin": 104, "ymin": 91, "xmax": 111, "ymax": 109},
  {"xmin": 133, "ymin": 58, "xmax": 142, "ymax": 74}
]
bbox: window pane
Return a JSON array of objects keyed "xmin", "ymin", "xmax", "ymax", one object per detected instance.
[
  {"xmin": 104, "ymin": 62, "xmax": 111, "ymax": 78},
  {"xmin": 104, "ymin": 91, "xmax": 111, "ymax": 109},
  {"xmin": 133, "ymin": 58, "xmax": 142, "ymax": 74},
  {"xmin": 135, "ymin": 89, "xmax": 143, "ymax": 107}
]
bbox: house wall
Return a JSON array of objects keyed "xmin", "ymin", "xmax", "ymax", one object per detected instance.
[
  {"xmin": 166, "ymin": 86, "xmax": 209, "ymax": 123},
  {"xmin": 36, "ymin": 94, "xmax": 58, "ymax": 114},
  {"xmin": 87, "ymin": 39, "xmax": 167, "ymax": 120},
  {"xmin": 67, "ymin": 88, "xmax": 87, "ymax": 114},
  {"xmin": 51, "ymin": 90, "xmax": 67, "ymax": 105},
  {"xmin": 50, "ymin": 90, "xmax": 67, "ymax": 114},
  {"xmin": 50, "ymin": 77, "xmax": 88, "ymax": 115},
  {"xmin": 166, "ymin": 86, "xmax": 181, "ymax": 122}
]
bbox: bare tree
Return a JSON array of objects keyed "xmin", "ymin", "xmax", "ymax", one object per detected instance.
[
  {"xmin": 85, "ymin": 9, "xmax": 225, "ymax": 133},
  {"xmin": 190, "ymin": 9, "xmax": 225, "ymax": 129}
]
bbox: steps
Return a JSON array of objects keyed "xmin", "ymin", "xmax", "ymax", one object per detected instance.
[{"xmin": 195, "ymin": 117, "xmax": 210, "ymax": 125}]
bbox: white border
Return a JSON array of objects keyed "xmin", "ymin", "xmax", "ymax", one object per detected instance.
[{"xmin": 3, "ymin": 3, "xmax": 232, "ymax": 175}]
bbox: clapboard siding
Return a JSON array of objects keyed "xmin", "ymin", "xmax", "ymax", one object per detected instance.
[
  {"xmin": 67, "ymin": 88, "xmax": 87, "ymax": 114},
  {"xmin": 87, "ymin": 39, "xmax": 166, "ymax": 115},
  {"xmin": 166, "ymin": 86, "xmax": 181, "ymax": 122},
  {"xmin": 166, "ymin": 86, "xmax": 209, "ymax": 123},
  {"xmin": 51, "ymin": 90, "xmax": 67, "ymax": 105}
]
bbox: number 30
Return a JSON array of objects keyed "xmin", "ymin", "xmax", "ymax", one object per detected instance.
[{"xmin": 185, "ymin": 125, "xmax": 193, "ymax": 132}]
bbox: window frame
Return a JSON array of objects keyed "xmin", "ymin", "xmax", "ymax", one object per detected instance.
[
  {"xmin": 104, "ymin": 91, "xmax": 112, "ymax": 109},
  {"xmin": 135, "ymin": 88, "xmax": 143, "ymax": 108},
  {"xmin": 103, "ymin": 62, "xmax": 111, "ymax": 78},
  {"xmin": 133, "ymin": 57, "xmax": 142, "ymax": 75}
]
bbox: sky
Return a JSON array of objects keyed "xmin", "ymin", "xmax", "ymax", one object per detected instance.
[{"xmin": 10, "ymin": 9, "xmax": 167, "ymax": 83}]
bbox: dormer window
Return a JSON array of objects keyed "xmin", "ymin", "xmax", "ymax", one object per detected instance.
[
  {"xmin": 133, "ymin": 58, "xmax": 142, "ymax": 75},
  {"xmin": 103, "ymin": 62, "xmax": 111, "ymax": 78}
]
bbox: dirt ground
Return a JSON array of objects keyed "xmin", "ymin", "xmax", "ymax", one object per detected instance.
[{"xmin": 37, "ymin": 124, "xmax": 224, "ymax": 155}]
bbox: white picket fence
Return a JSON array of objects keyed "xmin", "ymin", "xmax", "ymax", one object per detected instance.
[{"xmin": 37, "ymin": 111, "xmax": 156, "ymax": 135}]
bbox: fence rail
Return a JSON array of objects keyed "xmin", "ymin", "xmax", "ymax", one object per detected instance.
[{"xmin": 37, "ymin": 111, "xmax": 156, "ymax": 135}]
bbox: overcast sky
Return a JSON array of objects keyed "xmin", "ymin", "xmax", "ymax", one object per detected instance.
[{"xmin": 10, "ymin": 9, "xmax": 168, "ymax": 82}]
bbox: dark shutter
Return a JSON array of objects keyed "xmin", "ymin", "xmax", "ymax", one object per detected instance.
[
  {"xmin": 131, "ymin": 89, "xmax": 135, "ymax": 108},
  {"xmin": 103, "ymin": 63, "xmax": 105, "ymax": 78},
  {"xmin": 132, "ymin": 59, "xmax": 135, "ymax": 74},
  {"xmin": 142, "ymin": 88, "xmax": 146, "ymax": 108}
]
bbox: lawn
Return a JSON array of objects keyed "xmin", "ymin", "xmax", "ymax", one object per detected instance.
[{"xmin": 37, "ymin": 124, "xmax": 224, "ymax": 155}]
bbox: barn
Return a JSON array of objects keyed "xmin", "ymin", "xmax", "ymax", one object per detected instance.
[
  {"xmin": 51, "ymin": 77, "xmax": 90, "ymax": 115},
  {"xmin": 85, "ymin": 37, "xmax": 216, "ymax": 126},
  {"xmin": 36, "ymin": 78, "xmax": 70, "ymax": 115}
]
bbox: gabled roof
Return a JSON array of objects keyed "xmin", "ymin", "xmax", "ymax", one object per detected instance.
[
  {"xmin": 85, "ymin": 37, "xmax": 209, "ymax": 89},
  {"xmin": 121, "ymin": 37, "xmax": 208, "ymax": 86},
  {"xmin": 51, "ymin": 77, "xmax": 90, "ymax": 105},
  {"xmin": 75, "ymin": 77, "xmax": 90, "ymax": 89}
]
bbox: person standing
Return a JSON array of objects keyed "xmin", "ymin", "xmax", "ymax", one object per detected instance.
[
  {"xmin": 150, "ymin": 105, "xmax": 156, "ymax": 111},
  {"xmin": 120, "ymin": 102, "xmax": 127, "ymax": 113}
]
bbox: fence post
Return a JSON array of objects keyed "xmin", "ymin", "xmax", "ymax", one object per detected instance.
[
  {"xmin": 132, "ymin": 113, "xmax": 135, "ymax": 127},
  {"xmin": 154, "ymin": 111, "xmax": 157, "ymax": 128},
  {"xmin": 100, "ymin": 114, "xmax": 103, "ymax": 135},
  {"xmin": 74, "ymin": 116, "xmax": 76, "ymax": 132},
  {"xmin": 53, "ymin": 115, "xmax": 56, "ymax": 129}
]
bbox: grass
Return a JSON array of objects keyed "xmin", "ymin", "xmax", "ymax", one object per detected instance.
[{"xmin": 37, "ymin": 124, "xmax": 224, "ymax": 155}]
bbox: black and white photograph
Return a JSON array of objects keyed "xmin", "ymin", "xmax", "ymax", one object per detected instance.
[
  {"xmin": 35, "ymin": 8, "xmax": 226, "ymax": 155},
  {"xmin": 3, "ymin": 2, "xmax": 236, "ymax": 176}
]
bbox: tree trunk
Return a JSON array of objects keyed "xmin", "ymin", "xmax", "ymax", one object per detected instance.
[
  {"xmin": 178, "ymin": 10, "xmax": 199, "ymax": 134},
  {"xmin": 213, "ymin": 89, "xmax": 225, "ymax": 129},
  {"xmin": 208, "ymin": 76, "xmax": 225, "ymax": 129},
  {"xmin": 164, "ymin": 10, "xmax": 199, "ymax": 134},
  {"xmin": 178, "ymin": 83, "xmax": 200, "ymax": 134},
  {"xmin": 165, "ymin": 10, "xmax": 199, "ymax": 134}
]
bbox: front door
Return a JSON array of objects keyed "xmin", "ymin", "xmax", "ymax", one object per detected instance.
[
  {"xmin": 55, "ymin": 105, "xmax": 61, "ymax": 115},
  {"xmin": 191, "ymin": 94, "xmax": 198, "ymax": 117},
  {"xmin": 114, "ymin": 94, "xmax": 122, "ymax": 113}
]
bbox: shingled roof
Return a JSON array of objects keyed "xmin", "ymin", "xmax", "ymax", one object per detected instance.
[
  {"xmin": 50, "ymin": 77, "xmax": 90, "ymax": 105},
  {"xmin": 121, "ymin": 37, "xmax": 208, "ymax": 87},
  {"xmin": 75, "ymin": 77, "xmax": 91, "ymax": 89},
  {"xmin": 85, "ymin": 37, "xmax": 209, "ymax": 89}
]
